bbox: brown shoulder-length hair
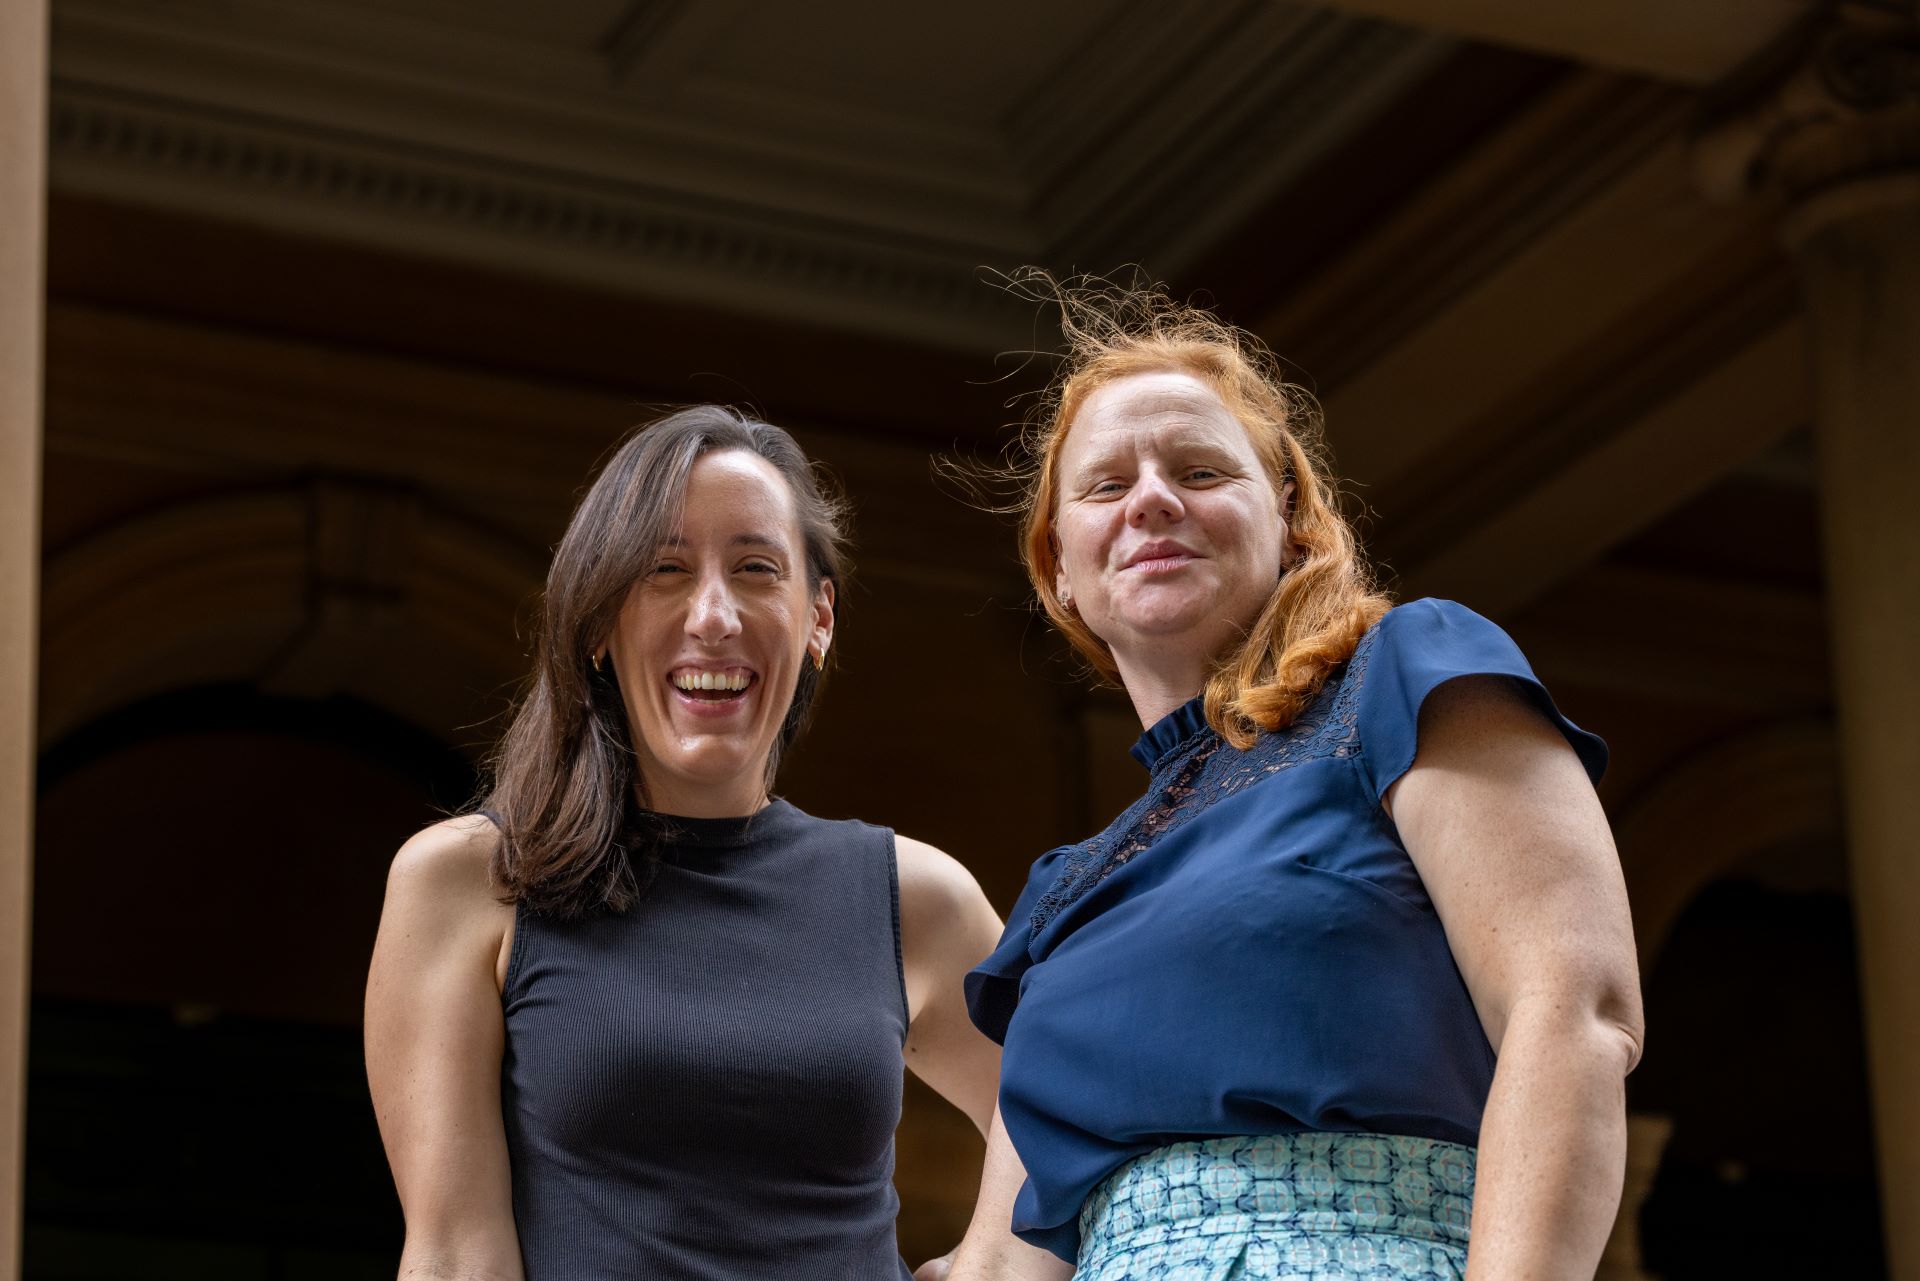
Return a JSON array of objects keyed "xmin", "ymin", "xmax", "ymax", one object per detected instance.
[
  {"xmin": 481, "ymin": 405, "xmax": 849, "ymax": 918},
  {"xmin": 1015, "ymin": 275, "xmax": 1391, "ymax": 749}
]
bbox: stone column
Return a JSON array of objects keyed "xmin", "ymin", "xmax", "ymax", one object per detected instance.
[
  {"xmin": 1697, "ymin": 7, "xmax": 1920, "ymax": 1276},
  {"xmin": 1596, "ymin": 1115, "xmax": 1674, "ymax": 1281},
  {"xmin": 0, "ymin": 1, "xmax": 44, "ymax": 1278}
]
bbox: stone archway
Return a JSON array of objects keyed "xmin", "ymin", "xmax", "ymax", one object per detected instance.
[
  {"xmin": 1617, "ymin": 719, "xmax": 1843, "ymax": 968},
  {"xmin": 39, "ymin": 480, "xmax": 548, "ymax": 755},
  {"xmin": 1598, "ymin": 720, "xmax": 1846, "ymax": 1279}
]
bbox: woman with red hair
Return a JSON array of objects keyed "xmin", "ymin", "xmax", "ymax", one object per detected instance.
[{"xmin": 947, "ymin": 281, "xmax": 1642, "ymax": 1281}]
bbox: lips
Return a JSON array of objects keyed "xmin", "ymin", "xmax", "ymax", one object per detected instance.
[{"xmin": 1121, "ymin": 540, "xmax": 1200, "ymax": 573}]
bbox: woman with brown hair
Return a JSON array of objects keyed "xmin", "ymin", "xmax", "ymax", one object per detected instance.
[
  {"xmin": 946, "ymin": 283, "xmax": 1642, "ymax": 1281},
  {"xmin": 365, "ymin": 406, "xmax": 1003, "ymax": 1280}
]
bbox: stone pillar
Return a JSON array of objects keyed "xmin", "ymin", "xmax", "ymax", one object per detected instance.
[
  {"xmin": 0, "ymin": 1, "xmax": 44, "ymax": 1278},
  {"xmin": 1696, "ymin": 7, "xmax": 1920, "ymax": 1275},
  {"xmin": 1596, "ymin": 1115, "xmax": 1674, "ymax": 1281}
]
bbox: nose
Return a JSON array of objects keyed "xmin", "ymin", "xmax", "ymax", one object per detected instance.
[
  {"xmin": 685, "ymin": 570, "xmax": 742, "ymax": 645},
  {"xmin": 1126, "ymin": 466, "xmax": 1185, "ymax": 528}
]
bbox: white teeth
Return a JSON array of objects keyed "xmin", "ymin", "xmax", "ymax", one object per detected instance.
[{"xmin": 673, "ymin": 670, "xmax": 751, "ymax": 692}]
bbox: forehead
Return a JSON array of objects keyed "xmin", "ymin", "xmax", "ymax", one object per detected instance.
[
  {"xmin": 1062, "ymin": 371, "xmax": 1254, "ymax": 465},
  {"xmin": 669, "ymin": 448, "xmax": 799, "ymax": 540}
]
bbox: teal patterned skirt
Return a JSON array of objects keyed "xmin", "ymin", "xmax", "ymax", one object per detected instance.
[{"xmin": 1074, "ymin": 1133, "xmax": 1475, "ymax": 1280}]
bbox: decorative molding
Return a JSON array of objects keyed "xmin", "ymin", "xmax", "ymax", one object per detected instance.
[
  {"xmin": 599, "ymin": 0, "xmax": 694, "ymax": 86},
  {"xmin": 47, "ymin": 83, "xmax": 1036, "ymax": 352},
  {"xmin": 46, "ymin": 0, "xmax": 1454, "ymax": 351},
  {"xmin": 1313, "ymin": 0, "xmax": 1813, "ymax": 85},
  {"xmin": 1694, "ymin": 3, "xmax": 1920, "ymax": 212}
]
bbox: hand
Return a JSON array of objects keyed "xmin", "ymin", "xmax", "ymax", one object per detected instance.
[{"xmin": 912, "ymin": 1247, "xmax": 956, "ymax": 1281}]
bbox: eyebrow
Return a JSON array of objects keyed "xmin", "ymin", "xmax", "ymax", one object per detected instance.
[
  {"xmin": 659, "ymin": 532, "xmax": 789, "ymax": 551},
  {"xmin": 1072, "ymin": 430, "xmax": 1238, "ymax": 476}
]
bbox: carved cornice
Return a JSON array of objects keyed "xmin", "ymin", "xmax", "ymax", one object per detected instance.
[
  {"xmin": 1694, "ymin": 3, "xmax": 1920, "ymax": 209},
  {"xmin": 48, "ymin": 83, "xmax": 1035, "ymax": 352},
  {"xmin": 46, "ymin": 0, "xmax": 1449, "ymax": 352}
]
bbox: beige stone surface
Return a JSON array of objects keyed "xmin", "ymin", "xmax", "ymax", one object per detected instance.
[
  {"xmin": 1800, "ymin": 190, "xmax": 1920, "ymax": 1281},
  {"xmin": 0, "ymin": 2, "xmax": 44, "ymax": 1276}
]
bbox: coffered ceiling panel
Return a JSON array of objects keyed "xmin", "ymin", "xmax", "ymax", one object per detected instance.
[{"xmin": 48, "ymin": 0, "xmax": 1452, "ymax": 348}]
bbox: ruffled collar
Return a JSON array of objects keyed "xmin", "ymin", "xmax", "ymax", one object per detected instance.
[{"xmin": 1129, "ymin": 694, "xmax": 1211, "ymax": 770}]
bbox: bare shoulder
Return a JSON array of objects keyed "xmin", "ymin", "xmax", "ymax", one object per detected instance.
[
  {"xmin": 894, "ymin": 835, "xmax": 987, "ymax": 917},
  {"xmin": 894, "ymin": 834, "xmax": 1001, "ymax": 965},
  {"xmin": 384, "ymin": 814, "xmax": 511, "ymax": 925},
  {"xmin": 373, "ymin": 814, "xmax": 514, "ymax": 994}
]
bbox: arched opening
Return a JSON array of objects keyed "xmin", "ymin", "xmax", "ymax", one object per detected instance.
[
  {"xmin": 1631, "ymin": 842, "xmax": 1883, "ymax": 1278},
  {"xmin": 26, "ymin": 686, "xmax": 475, "ymax": 1280}
]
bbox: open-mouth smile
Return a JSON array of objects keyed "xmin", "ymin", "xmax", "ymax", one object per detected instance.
[{"xmin": 668, "ymin": 665, "xmax": 758, "ymax": 710}]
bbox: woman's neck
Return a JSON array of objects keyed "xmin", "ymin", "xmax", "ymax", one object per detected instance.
[
  {"xmin": 635, "ymin": 775, "xmax": 771, "ymax": 820},
  {"xmin": 1112, "ymin": 647, "xmax": 1208, "ymax": 731}
]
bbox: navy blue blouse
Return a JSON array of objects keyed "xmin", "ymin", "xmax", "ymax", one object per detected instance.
[{"xmin": 964, "ymin": 599, "xmax": 1606, "ymax": 1262}]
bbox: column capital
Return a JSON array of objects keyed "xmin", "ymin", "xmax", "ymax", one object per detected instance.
[{"xmin": 1694, "ymin": 3, "xmax": 1920, "ymax": 231}]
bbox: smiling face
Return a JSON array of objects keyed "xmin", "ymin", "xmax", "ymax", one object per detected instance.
[
  {"xmin": 1052, "ymin": 370, "xmax": 1289, "ymax": 695},
  {"xmin": 601, "ymin": 449, "xmax": 833, "ymax": 818}
]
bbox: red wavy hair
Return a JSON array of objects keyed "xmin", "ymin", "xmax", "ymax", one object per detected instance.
[{"xmin": 1016, "ymin": 276, "xmax": 1391, "ymax": 748}]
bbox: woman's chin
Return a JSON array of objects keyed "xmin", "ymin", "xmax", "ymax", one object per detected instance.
[
  {"xmin": 638, "ymin": 740, "xmax": 773, "ymax": 810},
  {"xmin": 1110, "ymin": 600, "xmax": 1227, "ymax": 644}
]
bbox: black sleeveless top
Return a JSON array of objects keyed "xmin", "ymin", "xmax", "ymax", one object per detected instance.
[{"xmin": 497, "ymin": 800, "xmax": 913, "ymax": 1280}]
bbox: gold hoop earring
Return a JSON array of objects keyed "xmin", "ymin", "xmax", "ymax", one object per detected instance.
[
  {"xmin": 591, "ymin": 651, "xmax": 604, "ymax": 673},
  {"xmin": 811, "ymin": 648, "xmax": 826, "ymax": 672}
]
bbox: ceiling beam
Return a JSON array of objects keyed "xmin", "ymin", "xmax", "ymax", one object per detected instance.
[
  {"xmin": 1246, "ymin": 74, "xmax": 1807, "ymax": 622},
  {"xmin": 1256, "ymin": 71, "xmax": 1692, "ymax": 395},
  {"xmin": 1396, "ymin": 316, "xmax": 1810, "ymax": 616},
  {"xmin": 1309, "ymin": 0, "xmax": 1811, "ymax": 84},
  {"xmin": 1290, "ymin": 138, "xmax": 1778, "ymax": 497},
  {"xmin": 1508, "ymin": 564, "xmax": 1829, "ymax": 713}
]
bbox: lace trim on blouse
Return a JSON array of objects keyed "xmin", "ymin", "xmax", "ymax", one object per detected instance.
[{"xmin": 1029, "ymin": 627, "xmax": 1380, "ymax": 936}]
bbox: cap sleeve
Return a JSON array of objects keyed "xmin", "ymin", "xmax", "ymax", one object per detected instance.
[
  {"xmin": 1355, "ymin": 598, "xmax": 1607, "ymax": 803},
  {"xmin": 964, "ymin": 844, "xmax": 1072, "ymax": 1046}
]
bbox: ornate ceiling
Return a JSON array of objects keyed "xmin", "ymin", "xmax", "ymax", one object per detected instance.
[{"xmin": 49, "ymin": 0, "xmax": 1453, "ymax": 348}]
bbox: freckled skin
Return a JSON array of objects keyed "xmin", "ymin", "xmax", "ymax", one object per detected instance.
[
  {"xmin": 603, "ymin": 449, "xmax": 833, "ymax": 818},
  {"xmin": 1052, "ymin": 371, "xmax": 1289, "ymax": 724}
]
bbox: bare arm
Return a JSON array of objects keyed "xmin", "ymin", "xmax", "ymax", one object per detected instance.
[
  {"xmin": 895, "ymin": 836, "xmax": 1028, "ymax": 1280},
  {"xmin": 1386, "ymin": 676, "xmax": 1644, "ymax": 1281},
  {"xmin": 945, "ymin": 1107, "xmax": 1075, "ymax": 1281},
  {"xmin": 896, "ymin": 835, "xmax": 1005, "ymax": 1137},
  {"xmin": 365, "ymin": 816, "xmax": 524, "ymax": 1281}
]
